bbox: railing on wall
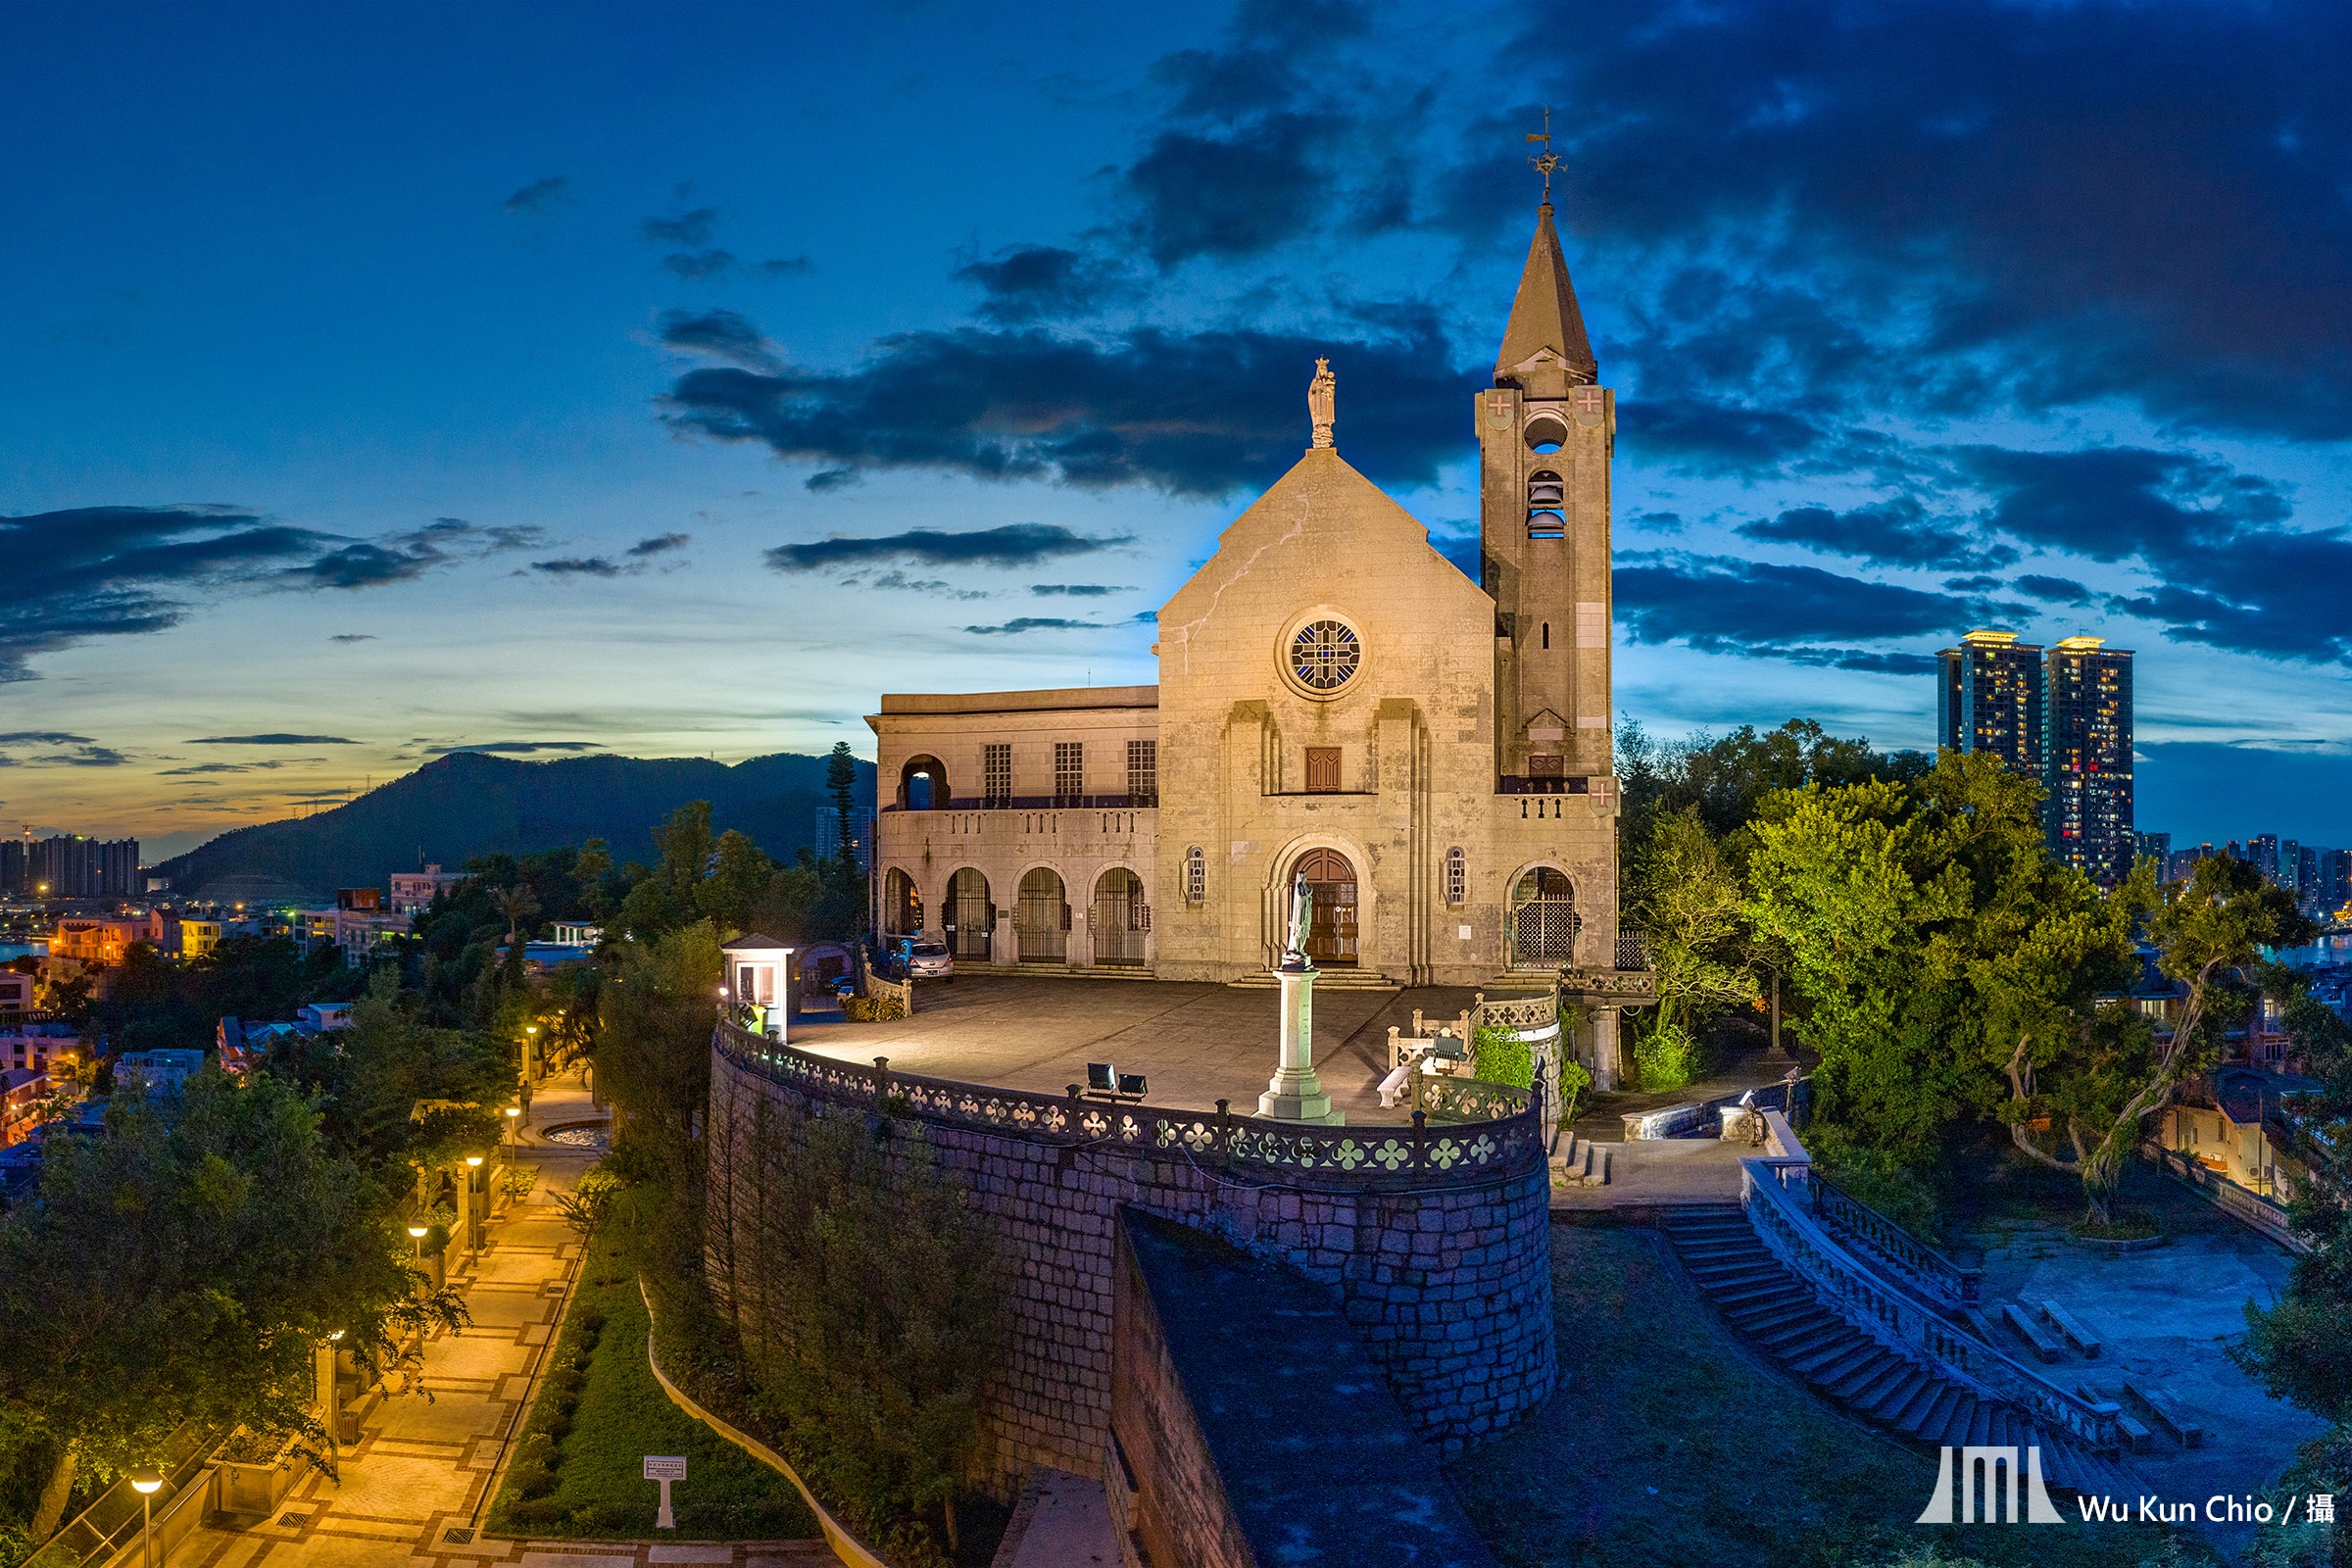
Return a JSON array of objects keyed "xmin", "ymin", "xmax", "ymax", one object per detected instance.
[
  {"xmin": 881, "ymin": 793, "xmax": 1158, "ymax": 813},
  {"xmin": 2146, "ymin": 1145, "xmax": 2312, "ymax": 1255},
  {"xmin": 1809, "ymin": 1173, "xmax": 1983, "ymax": 1308},
  {"xmin": 1741, "ymin": 1159, "xmax": 2122, "ymax": 1452},
  {"xmin": 712, "ymin": 1022, "xmax": 1544, "ymax": 1186},
  {"xmin": 1472, "ymin": 987, "xmax": 1559, "ymax": 1033}
]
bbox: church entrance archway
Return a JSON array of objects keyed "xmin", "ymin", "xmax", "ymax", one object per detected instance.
[
  {"xmin": 1291, "ymin": 848, "xmax": 1358, "ymax": 967},
  {"xmin": 947, "ymin": 868, "xmax": 993, "ymax": 959},
  {"xmin": 1015, "ymin": 867, "xmax": 1069, "ymax": 962},
  {"xmin": 1508, "ymin": 867, "xmax": 1577, "ymax": 969},
  {"xmin": 883, "ymin": 867, "xmax": 922, "ymax": 938},
  {"xmin": 1091, "ymin": 867, "xmax": 1147, "ymax": 967}
]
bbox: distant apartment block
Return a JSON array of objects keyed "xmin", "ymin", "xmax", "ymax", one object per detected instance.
[
  {"xmin": 389, "ymin": 863, "xmax": 466, "ymax": 915},
  {"xmin": 814, "ymin": 808, "xmax": 874, "ymax": 873},
  {"xmin": 1937, "ymin": 630, "xmax": 2044, "ymax": 775},
  {"xmin": 2042, "ymin": 636, "xmax": 2134, "ymax": 888},
  {"xmin": 0, "ymin": 834, "xmax": 142, "ymax": 899}
]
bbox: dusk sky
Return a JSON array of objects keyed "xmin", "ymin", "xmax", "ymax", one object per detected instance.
[{"xmin": 6, "ymin": 0, "xmax": 2351, "ymax": 859}]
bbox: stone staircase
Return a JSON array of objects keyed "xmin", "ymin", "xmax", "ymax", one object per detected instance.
[
  {"xmin": 1223, "ymin": 970, "xmax": 1401, "ymax": 991},
  {"xmin": 1550, "ymin": 1129, "xmax": 1611, "ymax": 1186},
  {"xmin": 1659, "ymin": 1204, "xmax": 2135, "ymax": 1497}
]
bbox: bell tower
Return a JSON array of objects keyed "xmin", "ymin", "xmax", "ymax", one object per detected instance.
[{"xmin": 1480, "ymin": 183, "xmax": 1613, "ymax": 787}]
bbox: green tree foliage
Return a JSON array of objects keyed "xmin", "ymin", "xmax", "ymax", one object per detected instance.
[
  {"xmin": 724, "ymin": 1109, "xmax": 1004, "ymax": 1566},
  {"xmin": 827, "ymin": 742, "xmax": 859, "ymax": 874},
  {"xmin": 596, "ymin": 920, "xmax": 722, "ymax": 1176},
  {"xmin": 263, "ymin": 971, "xmax": 510, "ymax": 1172},
  {"xmin": 1624, "ymin": 808, "xmax": 1759, "ymax": 1091},
  {"xmin": 0, "ymin": 1071, "xmax": 462, "ymax": 1541},
  {"xmin": 94, "ymin": 936, "xmax": 363, "ymax": 1054},
  {"xmin": 1617, "ymin": 716, "xmax": 1932, "ymax": 846}
]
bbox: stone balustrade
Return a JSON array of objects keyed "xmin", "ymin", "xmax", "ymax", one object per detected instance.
[{"xmin": 1810, "ymin": 1172, "xmax": 1984, "ymax": 1308}]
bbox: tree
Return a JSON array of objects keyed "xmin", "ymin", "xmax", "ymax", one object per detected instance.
[
  {"xmin": 616, "ymin": 803, "xmax": 715, "ymax": 941},
  {"xmin": 1618, "ymin": 716, "xmax": 1931, "ymax": 847},
  {"xmin": 0, "ymin": 1071, "xmax": 462, "ymax": 1540},
  {"xmin": 827, "ymin": 742, "xmax": 859, "ymax": 874},
  {"xmin": 1622, "ymin": 808, "xmax": 1757, "ymax": 1090},
  {"xmin": 597, "ymin": 919, "xmax": 722, "ymax": 1175},
  {"xmin": 698, "ymin": 830, "xmax": 775, "ymax": 935}
]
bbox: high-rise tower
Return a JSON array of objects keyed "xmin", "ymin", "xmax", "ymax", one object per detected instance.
[
  {"xmin": 1480, "ymin": 202, "xmax": 1611, "ymax": 785},
  {"xmin": 2041, "ymin": 636, "xmax": 2132, "ymax": 887},
  {"xmin": 1937, "ymin": 630, "xmax": 2044, "ymax": 775}
]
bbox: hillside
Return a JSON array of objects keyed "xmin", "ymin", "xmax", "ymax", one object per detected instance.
[{"xmin": 152, "ymin": 750, "xmax": 876, "ymax": 903}]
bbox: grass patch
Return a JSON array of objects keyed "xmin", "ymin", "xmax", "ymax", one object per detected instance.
[
  {"xmin": 486, "ymin": 1194, "xmax": 816, "ymax": 1542},
  {"xmin": 1448, "ymin": 1226, "xmax": 2214, "ymax": 1568}
]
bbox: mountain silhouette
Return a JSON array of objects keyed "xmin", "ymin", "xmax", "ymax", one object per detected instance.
[{"xmin": 151, "ymin": 750, "xmax": 874, "ymax": 903}]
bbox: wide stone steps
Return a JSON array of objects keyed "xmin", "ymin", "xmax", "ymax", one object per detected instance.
[
  {"xmin": 1659, "ymin": 1203, "xmax": 2134, "ymax": 1499},
  {"xmin": 1550, "ymin": 1131, "xmax": 1611, "ymax": 1187}
]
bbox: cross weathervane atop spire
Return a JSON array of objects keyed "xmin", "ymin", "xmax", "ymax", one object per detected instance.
[{"xmin": 1526, "ymin": 105, "xmax": 1563, "ymax": 206}]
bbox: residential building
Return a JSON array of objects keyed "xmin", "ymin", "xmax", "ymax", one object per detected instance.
[
  {"xmin": 175, "ymin": 918, "xmax": 223, "ymax": 960},
  {"xmin": 2250, "ymin": 834, "xmax": 2281, "ymax": 884},
  {"xmin": 552, "ymin": 921, "xmax": 603, "ymax": 946},
  {"xmin": 1, "ymin": 1018, "xmax": 80, "ymax": 1074},
  {"xmin": 2135, "ymin": 831, "xmax": 2171, "ymax": 872},
  {"xmin": 1937, "ymin": 630, "xmax": 2044, "ymax": 775},
  {"xmin": 389, "ymin": 864, "xmax": 466, "ymax": 915},
  {"xmin": 49, "ymin": 913, "xmax": 164, "ymax": 965},
  {"xmin": 0, "ymin": 1068, "xmax": 50, "ymax": 1149},
  {"xmin": 2041, "ymin": 636, "xmax": 2133, "ymax": 887},
  {"xmin": 0, "ymin": 971, "xmax": 30, "ymax": 1012},
  {"xmin": 115, "ymin": 1049, "xmax": 206, "ymax": 1097},
  {"xmin": 814, "ymin": 809, "xmax": 874, "ymax": 873},
  {"xmin": 0, "ymin": 835, "xmax": 142, "ymax": 899}
]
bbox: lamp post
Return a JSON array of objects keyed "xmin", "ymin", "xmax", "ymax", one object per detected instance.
[
  {"xmin": 504, "ymin": 1104, "xmax": 521, "ymax": 1154},
  {"xmin": 130, "ymin": 1469, "xmax": 163, "ymax": 1568},
  {"xmin": 464, "ymin": 1154, "xmax": 486, "ymax": 1255},
  {"xmin": 407, "ymin": 1222, "xmax": 430, "ymax": 1292}
]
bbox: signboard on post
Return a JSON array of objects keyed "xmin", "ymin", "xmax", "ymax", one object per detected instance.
[{"xmin": 643, "ymin": 1456, "xmax": 686, "ymax": 1528}]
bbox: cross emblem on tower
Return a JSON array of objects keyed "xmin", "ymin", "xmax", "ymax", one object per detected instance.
[{"xmin": 1526, "ymin": 106, "xmax": 1563, "ymax": 204}]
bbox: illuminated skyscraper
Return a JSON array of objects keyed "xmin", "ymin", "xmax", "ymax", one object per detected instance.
[
  {"xmin": 2042, "ymin": 636, "xmax": 2133, "ymax": 888},
  {"xmin": 1937, "ymin": 630, "xmax": 2044, "ymax": 774}
]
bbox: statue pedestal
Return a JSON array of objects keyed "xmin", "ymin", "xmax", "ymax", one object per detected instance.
[{"xmin": 1257, "ymin": 959, "xmax": 1344, "ymax": 1124}]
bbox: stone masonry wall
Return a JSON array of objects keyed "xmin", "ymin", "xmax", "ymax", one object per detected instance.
[{"xmin": 708, "ymin": 1046, "xmax": 1556, "ymax": 1481}]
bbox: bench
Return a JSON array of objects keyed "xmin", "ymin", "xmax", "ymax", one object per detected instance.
[
  {"xmin": 2079, "ymin": 1386, "xmax": 2153, "ymax": 1451},
  {"xmin": 1085, "ymin": 1063, "xmax": 1148, "ymax": 1103},
  {"xmin": 2124, "ymin": 1382, "xmax": 2209, "ymax": 1447},
  {"xmin": 2037, "ymin": 1298, "xmax": 2103, "ymax": 1359},
  {"xmin": 1377, "ymin": 1061, "xmax": 1414, "ymax": 1109},
  {"xmin": 2001, "ymin": 1301, "xmax": 2065, "ymax": 1363}
]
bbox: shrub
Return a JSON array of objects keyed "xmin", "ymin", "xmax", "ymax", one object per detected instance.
[
  {"xmin": 1470, "ymin": 1025, "xmax": 1534, "ymax": 1090},
  {"xmin": 1557, "ymin": 1059, "xmax": 1593, "ymax": 1122},
  {"xmin": 1633, "ymin": 1018, "xmax": 1703, "ymax": 1092}
]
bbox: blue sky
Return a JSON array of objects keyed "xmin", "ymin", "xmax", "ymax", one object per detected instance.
[{"xmin": 4, "ymin": 0, "xmax": 2350, "ymax": 859}]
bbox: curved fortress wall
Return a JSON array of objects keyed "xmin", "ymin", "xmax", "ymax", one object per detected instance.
[{"xmin": 706, "ymin": 1025, "xmax": 1556, "ymax": 1475}]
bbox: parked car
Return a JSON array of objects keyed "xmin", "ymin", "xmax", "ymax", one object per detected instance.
[{"xmin": 888, "ymin": 936, "xmax": 955, "ymax": 981}]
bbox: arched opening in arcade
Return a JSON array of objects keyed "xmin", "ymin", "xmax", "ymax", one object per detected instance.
[
  {"xmin": 1507, "ymin": 867, "xmax": 1577, "ymax": 969},
  {"xmin": 882, "ymin": 866, "xmax": 923, "ymax": 939},
  {"xmin": 1092, "ymin": 867, "xmax": 1148, "ymax": 966},
  {"xmin": 1290, "ymin": 848, "xmax": 1359, "ymax": 967},
  {"xmin": 947, "ymin": 867, "xmax": 993, "ymax": 960},
  {"xmin": 898, "ymin": 755, "xmax": 949, "ymax": 810},
  {"xmin": 1015, "ymin": 867, "xmax": 1068, "ymax": 962}
]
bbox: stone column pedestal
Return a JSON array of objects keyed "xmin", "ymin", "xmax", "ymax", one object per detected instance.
[
  {"xmin": 1258, "ymin": 961, "xmax": 1343, "ymax": 1123},
  {"xmin": 1592, "ymin": 1004, "xmax": 1623, "ymax": 1092}
]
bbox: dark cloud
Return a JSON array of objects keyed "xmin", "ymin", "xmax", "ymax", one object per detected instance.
[
  {"xmin": 956, "ymin": 246, "xmax": 1131, "ymax": 323},
  {"xmin": 422, "ymin": 741, "xmax": 601, "ymax": 755},
  {"xmin": 0, "ymin": 739, "xmax": 126, "ymax": 767},
  {"xmin": 1737, "ymin": 496, "xmax": 2014, "ymax": 571},
  {"xmin": 765, "ymin": 523, "xmax": 1130, "ymax": 573},
  {"xmin": 189, "ymin": 734, "xmax": 357, "ymax": 745},
  {"xmin": 2013, "ymin": 573, "xmax": 2095, "ymax": 606},
  {"xmin": 845, "ymin": 570, "xmax": 990, "ymax": 600},
  {"xmin": 662, "ymin": 249, "xmax": 736, "ymax": 279},
  {"xmin": 657, "ymin": 309, "xmax": 780, "ymax": 372},
  {"xmin": 628, "ymin": 532, "xmax": 691, "ymax": 557},
  {"xmin": 640, "ymin": 207, "xmax": 720, "ymax": 246},
  {"xmin": 962, "ymin": 617, "xmax": 1109, "ymax": 635},
  {"xmin": 1616, "ymin": 551, "xmax": 1995, "ymax": 666},
  {"xmin": 531, "ymin": 557, "xmax": 624, "ymax": 578},
  {"xmin": 1616, "ymin": 398, "xmax": 1826, "ymax": 475},
  {"xmin": 503, "ymin": 175, "xmax": 567, "ymax": 214},
  {"xmin": 1630, "ymin": 510, "xmax": 1685, "ymax": 533},
  {"xmin": 278, "ymin": 517, "xmax": 548, "ymax": 590},
  {"xmin": 1941, "ymin": 575, "xmax": 2004, "ymax": 593},
  {"xmin": 661, "ymin": 312, "xmax": 1463, "ymax": 498},
  {"xmin": 0, "ymin": 731, "xmax": 94, "ymax": 746},
  {"xmin": 1030, "ymin": 583, "xmax": 1127, "ymax": 597},
  {"xmin": 159, "ymin": 760, "xmax": 303, "ymax": 775},
  {"xmin": 756, "ymin": 256, "xmax": 812, "ymax": 277},
  {"xmin": 329, "ymin": 634, "xmax": 375, "ymax": 643}
]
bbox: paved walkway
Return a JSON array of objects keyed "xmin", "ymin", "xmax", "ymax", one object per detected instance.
[{"xmin": 168, "ymin": 1071, "xmax": 826, "ymax": 1568}]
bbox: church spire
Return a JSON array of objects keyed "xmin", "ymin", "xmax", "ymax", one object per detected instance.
[{"xmin": 1494, "ymin": 202, "xmax": 1597, "ymax": 387}]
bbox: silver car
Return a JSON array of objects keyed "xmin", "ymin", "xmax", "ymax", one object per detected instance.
[{"xmin": 896, "ymin": 938, "xmax": 954, "ymax": 981}]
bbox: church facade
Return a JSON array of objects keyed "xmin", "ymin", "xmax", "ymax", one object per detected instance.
[{"xmin": 867, "ymin": 202, "xmax": 1621, "ymax": 992}]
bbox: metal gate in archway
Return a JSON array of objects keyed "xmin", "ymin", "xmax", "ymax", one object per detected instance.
[
  {"xmin": 1508, "ymin": 867, "xmax": 1578, "ymax": 969},
  {"xmin": 948, "ymin": 867, "xmax": 993, "ymax": 959},
  {"xmin": 1015, "ymin": 867, "xmax": 1068, "ymax": 962},
  {"xmin": 1092, "ymin": 867, "xmax": 1148, "ymax": 966}
]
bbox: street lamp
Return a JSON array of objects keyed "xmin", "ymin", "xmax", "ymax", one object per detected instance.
[
  {"xmin": 503, "ymin": 1104, "xmax": 521, "ymax": 1153},
  {"xmin": 407, "ymin": 1223, "xmax": 429, "ymax": 1265},
  {"xmin": 129, "ymin": 1469, "xmax": 163, "ymax": 1568},
  {"xmin": 464, "ymin": 1155, "xmax": 485, "ymax": 1254}
]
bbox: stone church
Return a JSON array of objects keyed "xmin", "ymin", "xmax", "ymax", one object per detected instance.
[{"xmin": 868, "ymin": 199, "xmax": 1621, "ymax": 992}]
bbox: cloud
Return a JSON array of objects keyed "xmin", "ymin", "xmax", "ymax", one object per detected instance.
[
  {"xmin": 330, "ymin": 633, "xmax": 375, "ymax": 643},
  {"xmin": 765, "ymin": 522, "xmax": 1131, "ymax": 572},
  {"xmin": 530, "ymin": 557, "xmax": 625, "ymax": 578},
  {"xmin": 838, "ymin": 570, "xmax": 990, "ymax": 600},
  {"xmin": 278, "ymin": 517, "xmax": 549, "ymax": 590},
  {"xmin": 640, "ymin": 207, "xmax": 720, "ymax": 246},
  {"xmin": 422, "ymin": 741, "xmax": 602, "ymax": 755},
  {"xmin": 0, "ymin": 739, "xmax": 126, "ymax": 767},
  {"xmin": 159, "ymin": 760, "xmax": 306, "ymax": 775},
  {"xmin": 1737, "ymin": 496, "xmax": 2014, "ymax": 571},
  {"xmin": 2013, "ymin": 573, "xmax": 2095, "ymax": 606},
  {"xmin": 657, "ymin": 309, "xmax": 780, "ymax": 372},
  {"xmin": 756, "ymin": 256, "xmax": 813, "ymax": 277},
  {"xmin": 1940, "ymin": 575, "xmax": 2004, "ymax": 593},
  {"xmin": 0, "ymin": 732, "xmax": 95, "ymax": 746},
  {"xmin": 962, "ymin": 617, "xmax": 1111, "ymax": 635},
  {"xmin": 956, "ymin": 245, "xmax": 1132, "ymax": 322},
  {"xmin": 188, "ymin": 733, "xmax": 357, "ymax": 745},
  {"xmin": 503, "ymin": 175, "xmax": 567, "ymax": 214},
  {"xmin": 1616, "ymin": 551, "xmax": 1997, "ymax": 666},
  {"xmin": 629, "ymin": 532, "xmax": 691, "ymax": 557},
  {"xmin": 1030, "ymin": 583, "xmax": 1127, "ymax": 597},
  {"xmin": 659, "ymin": 311, "xmax": 1464, "ymax": 498},
  {"xmin": 662, "ymin": 249, "xmax": 736, "ymax": 279}
]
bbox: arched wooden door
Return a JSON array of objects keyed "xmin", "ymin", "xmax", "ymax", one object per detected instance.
[{"xmin": 1293, "ymin": 848, "xmax": 1358, "ymax": 967}]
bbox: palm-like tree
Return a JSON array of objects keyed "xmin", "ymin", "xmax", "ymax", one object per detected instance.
[{"xmin": 494, "ymin": 883, "xmax": 539, "ymax": 951}]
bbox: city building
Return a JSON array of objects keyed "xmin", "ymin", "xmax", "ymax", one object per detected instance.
[
  {"xmin": 0, "ymin": 971, "xmax": 30, "ymax": 1012},
  {"xmin": 0, "ymin": 834, "xmax": 142, "ymax": 899},
  {"xmin": 2135, "ymin": 831, "xmax": 2171, "ymax": 869},
  {"xmin": 552, "ymin": 921, "xmax": 603, "ymax": 946},
  {"xmin": 813, "ymin": 809, "xmax": 874, "ymax": 873},
  {"xmin": 388, "ymin": 863, "xmax": 466, "ymax": 915},
  {"xmin": 2041, "ymin": 636, "xmax": 2133, "ymax": 887},
  {"xmin": 870, "ymin": 198, "xmax": 1628, "ymax": 1012},
  {"xmin": 48, "ymin": 913, "xmax": 164, "ymax": 965},
  {"xmin": 1937, "ymin": 630, "xmax": 2044, "ymax": 775},
  {"xmin": 0, "ymin": 1067, "xmax": 50, "ymax": 1150},
  {"xmin": 115, "ymin": 1049, "xmax": 207, "ymax": 1097},
  {"xmin": 174, "ymin": 918, "xmax": 223, "ymax": 960},
  {"xmin": 1, "ymin": 1018, "xmax": 79, "ymax": 1074}
]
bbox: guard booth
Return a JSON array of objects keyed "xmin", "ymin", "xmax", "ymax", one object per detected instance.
[{"xmin": 719, "ymin": 934, "xmax": 795, "ymax": 1041}]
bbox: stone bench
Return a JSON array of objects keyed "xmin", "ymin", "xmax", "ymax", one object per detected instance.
[
  {"xmin": 2001, "ymin": 1301, "xmax": 2065, "ymax": 1363},
  {"xmin": 2125, "ymin": 1382, "xmax": 2209, "ymax": 1447},
  {"xmin": 2037, "ymin": 1298, "xmax": 2102, "ymax": 1359},
  {"xmin": 2079, "ymin": 1384, "xmax": 2152, "ymax": 1451}
]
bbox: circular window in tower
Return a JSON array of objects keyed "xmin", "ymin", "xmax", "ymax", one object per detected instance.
[{"xmin": 1287, "ymin": 617, "xmax": 1361, "ymax": 696}]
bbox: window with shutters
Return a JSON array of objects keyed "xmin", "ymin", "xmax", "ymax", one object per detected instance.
[
  {"xmin": 1054, "ymin": 741, "xmax": 1084, "ymax": 801},
  {"xmin": 1126, "ymin": 739, "xmax": 1157, "ymax": 803},
  {"xmin": 1185, "ymin": 846, "xmax": 1205, "ymax": 904},
  {"xmin": 1527, "ymin": 469, "xmax": 1565, "ymax": 537},
  {"xmin": 982, "ymin": 743, "xmax": 1011, "ymax": 805},
  {"xmin": 1304, "ymin": 747, "xmax": 1342, "ymax": 793},
  {"xmin": 1445, "ymin": 847, "xmax": 1467, "ymax": 906}
]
